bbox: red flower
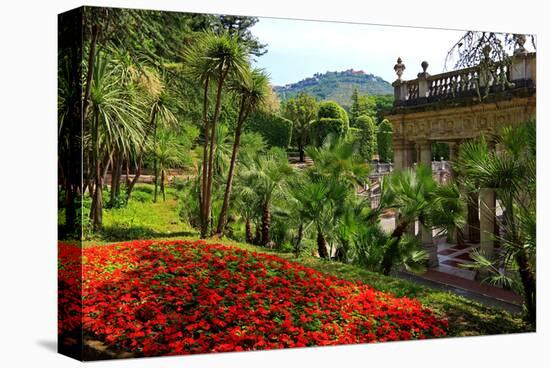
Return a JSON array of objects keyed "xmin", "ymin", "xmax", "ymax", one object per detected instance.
[{"xmin": 58, "ymin": 240, "xmax": 447, "ymax": 357}]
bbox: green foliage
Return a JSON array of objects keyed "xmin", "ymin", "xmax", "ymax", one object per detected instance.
[
  {"xmin": 349, "ymin": 88, "xmax": 375, "ymax": 126},
  {"xmin": 283, "ymin": 92, "xmax": 318, "ymax": 155},
  {"xmin": 377, "ymin": 165, "xmax": 465, "ymax": 274},
  {"xmin": 433, "ymin": 142, "xmax": 450, "ymax": 161},
  {"xmin": 245, "ymin": 111, "xmax": 293, "ymax": 148},
  {"xmin": 354, "ymin": 114, "xmax": 377, "ymax": 160},
  {"xmin": 317, "ymin": 100, "xmax": 349, "ymax": 125},
  {"xmin": 377, "ymin": 119, "xmax": 393, "ymax": 162},
  {"xmin": 310, "ymin": 118, "xmax": 346, "ymax": 146},
  {"xmin": 310, "ymin": 101, "xmax": 349, "ymax": 146},
  {"xmin": 456, "ymin": 121, "xmax": 536, "ymax": 323}
]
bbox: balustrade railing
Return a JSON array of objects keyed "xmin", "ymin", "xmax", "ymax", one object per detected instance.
[{"xmin": 393, "ymin": 52, "xmax": 535, "ymax": 106}]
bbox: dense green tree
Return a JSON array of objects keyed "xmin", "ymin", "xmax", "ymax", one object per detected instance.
[
  {"xmin": 311, "ymin": 101, "xmax": 349, "ymax": 145},
  {"xmin": 246, "ymin": 111, "xmax": 293, "ymax": 148},
  {"xmin": 377, "ymin": 119, "xmax": 393, "ymax": 162},
  {"xmin": 216, "ymin": 16, "xmax": 267, "ymax": 57},
  {"xmin": 349, "ymin": 88, "xmax": 375, "ymax": 126},
  {"xmin": 283, "ymin": 92, "xmax": 318, "ymax": 162},
  {"xmin": 354, "ymin": 115, "xmax": 377, "ymax": 161}
]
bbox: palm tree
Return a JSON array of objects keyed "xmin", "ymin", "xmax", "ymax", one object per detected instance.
[
  {"xmin": 305, "ymin": 136, "xmax": 370, "ymax": 187},
  {"xmin": 86, "ymin": 50, "xmax": 145, "ymax": 231},
  {"xmin": 456, "ymin": 122, "xmax": 536, "ymax": 324},
  {"xmin": 216, "ymin": 68, "xmax": 270, "ymax": 235},
  {"xmin": 237, "ymin": 148, "xmax": 294, "ymax": 246},
  {"xmin": 148, "ymin": 87, "xmax": 178, "ymax": 202},
  {"xmin": 184, "ymin": 31, "xmax": 248, "ymax": 238},
  {"xmin": 151, "ymin": 131, "xmax": 186, "ymax": 201},
  {"xmin": 378, "ymin": 165, "xmax": 465, "ymax": 275},
  {"xmin": 290, "ymin": 176, "xmax": 349, "ymax": 258}
]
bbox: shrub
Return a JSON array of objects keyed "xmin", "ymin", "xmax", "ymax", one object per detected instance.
[
  {"xmin": 377, "ymin": 119, "xmax": 393, "ymax": 163},
  {"xmin": 246, "ymin": 111, "xmax": 293, "ymax": 148},
  {"xmin": 169, "ymin": 176, "xmax": 188, "ymax": 191},
  {"xmin": 132, "ymin": 190, "xmax": 153, "ymax": 203},
  {"xmin": 355, "ymin": 115, "xmax": 377, "ymax": 160},
  {"xmin": 318, "ymin": 100, "xmax": 349, "ymax": 126},
  {"xmin": 310, "ymin": 118, "xmax": 346, "ymax": 146}
]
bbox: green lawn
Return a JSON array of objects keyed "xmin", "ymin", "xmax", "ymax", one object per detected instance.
[{"xmin": 83, "ymin": 183, "xmax": 531, "ymax": 337}]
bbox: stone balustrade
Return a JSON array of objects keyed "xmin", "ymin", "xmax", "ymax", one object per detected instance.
[{"xmin": 392, "ymin": 52, "xmax": 536, "ymax": 107}]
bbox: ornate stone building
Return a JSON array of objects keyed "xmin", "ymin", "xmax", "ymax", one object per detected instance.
[{"xmin": 384, "ymin": 49, "xmax": 536, "ymax": 268}]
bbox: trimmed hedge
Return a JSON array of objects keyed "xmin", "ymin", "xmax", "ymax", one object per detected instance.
[
  {"xmin": 318, "ymin": 100, "xmax": 349, "ymax": 126},
  {"xmin": 355, "ymin": 115, "xmax": 377, "ymax": 160},
  {"xmin": 246, "ymin": 111, "xmax": 293, "ymax": 148},
  {"xmin": 377, "ymin": 119, "xmax": 393, "ymax": 163},
  {"xmin": 310, "ymin": 118, "xmax": 346, "ymax": 146},
  {"xmin": 311, "ymin": 101, "xmax": 349, "ymax": 146}
]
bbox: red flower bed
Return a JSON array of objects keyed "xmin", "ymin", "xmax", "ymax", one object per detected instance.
[{"xmin": 59, "ymin": 240, "xmax": 447, "ymax": 356}]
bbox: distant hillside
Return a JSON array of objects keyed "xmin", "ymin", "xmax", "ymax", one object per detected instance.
[{"xmin": 274, "ymin": 69, "xmax": 393, "ymax": 108}]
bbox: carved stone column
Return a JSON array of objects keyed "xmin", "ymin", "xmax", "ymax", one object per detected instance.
[
  {"xmin": 479, "ymin": 188, "xmax": 496, "ymax": 258},
  {"xmin": 393, "ymin": 139, "xmax": 415, "ymax": 171},
  {"xmin": 418, "ymin": 140, "xmax": 437, "ymax": 267}
]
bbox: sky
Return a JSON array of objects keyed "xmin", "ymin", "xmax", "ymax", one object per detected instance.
[{"xmin": 250, "ymin": 17, "xmax": 468, "ymax": 86}]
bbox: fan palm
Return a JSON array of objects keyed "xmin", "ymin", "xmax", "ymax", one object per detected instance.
[
  {"xmin": 237, "ymin": 148, "xmax": 294, "ymax": 246},
  {"xmin": 378, "ymin": 164, "xmax": 464, "ymax": 275},
  {"xmin": 290, "ymin": 176, "xmax": 349, "ymax": 258},
  {"xmin": 305, "ymin": 136, "xmax": 370, "ymax": 187},
  {"xmin": 456, "ymin": 121, "xmax": 536, "ymax": 324}
]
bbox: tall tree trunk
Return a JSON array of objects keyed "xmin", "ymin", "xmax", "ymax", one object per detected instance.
[
  {"xmin": 160, "ymin": 169, "xmax": 166, "ymax": 201},
  {"xmin": 261, "ymin": 200, "xmax": 271, "ymax": 246},
  {"xmin": 298, "ymin": 136, "xmax": 305, "ymax": 163},
  {"xmin": 126, "ymin": 155, "xmax": 142, "ymax": 202},
  {"xmin": 153, "ymin": 120, "xmax": 159, "ymax": 203},
  {"xmin": 82, "ymin": 23, "xmax": 98, "ymax": 119},
  {"xmin": 245, "ymin": 218, "xmax": 253, "ymax": 244},
  {"xmin": 381, "ymin": 221, "xmax": 408, "ymax": 275},
  {"xmin": 204, "ymin": 67, "xmax": 229, "ymax": 238},
  {"xmin": 110, "ymin": 149, "xmax": 120, "ymax": 206},
  {"xmin": 316, "ymin": 226, "xmax": 328, "ymax": 259},
  {"xmin": 294, "ymin": 223, "xmax": 304, "ymax": 257},
  {"xmin": 254, "ymin": 223, "xmax": 261, "ymax": 245},
  {"xmin": 200, "ymin": 79, "xmax": 210, "ymax": 238},
  {"xmin": 216, "ymin": 97, "xmax": 249, "ymax": 235},
  {"xmin": 90, "ymin": 112, "xmax": 103, "ymax": 231}
]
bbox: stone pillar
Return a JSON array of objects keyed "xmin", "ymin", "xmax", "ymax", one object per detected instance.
[
  {"xmin": 418, "ymin": 140, "xmax": 437, "ymax": 267},
  {"xmin": 479, "ymin": 188, "xmax": 496, "ymax": 258},
  {"xmin": 393, "ymin": 139, "xmax": 414, "ymax": 171}
]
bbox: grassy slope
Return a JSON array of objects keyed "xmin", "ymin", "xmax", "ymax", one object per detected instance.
[{"xmin": 85, "ymin": 184, "xmax": 531, "ymax": 337}]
